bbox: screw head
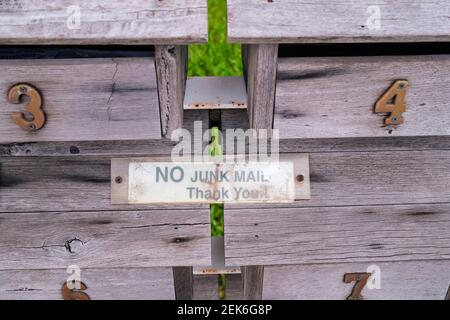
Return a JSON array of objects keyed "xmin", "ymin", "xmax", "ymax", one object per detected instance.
[
  {"xmin": 296, "ymin": 174, "xmax": 305, "ymax": 183},
  {"xmin": 115, "ymin": 176, "xmax": 123, "ymax": 184}
]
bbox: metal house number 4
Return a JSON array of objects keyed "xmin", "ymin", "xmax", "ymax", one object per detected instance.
[{"xmin": 375, "ymin": 80, "xmax": 409, "ymax": 126}]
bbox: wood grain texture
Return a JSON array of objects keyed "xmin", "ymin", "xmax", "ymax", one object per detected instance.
[
  {"xmin": 155, "ymin": 45, "xmax": 187, "ymax": 138},
  {"xmin": 221, "ymin": 110, "xmax": 450, "ymax": 153},
  {"xmin": 0, "ymin": 109, "xmax": 209, "ymax": 156},
  {"xmin": 0, "ymin": 209, "xmax": 211, "ymax": 270},
  {"xmin": 0, "ymin": 267, "xmax": 175, "ymax": 300},
  {"xmin": 0, "ymin": 58, "xmax": 162, "ymax": 143},
  {"xmin": 241, "ymin": 266, "xmax": 264, "ymax": 300},
  {"xmin": 244, "ymin": 44, "xmax": 278, "ymax": 130},
  {"xmin": 173, "ymin": 267, "xmax": 194, "ymax": 300},
  {"xmin": 275, "ymin": 55, "xmax": 450, "ymax": 139},
  {"xmin": 2, "ymin": 149, "xmax": 450, "ymax": 212},
  {"xmin": 228, "ymin": 0, "xmax": 450, "ymax": 43},
  {"xmin": 263, "ymin": 261, "xmax": 450, "ymax": 300},
  {"xmin": 0, "ymin": 0, "xmax": 208, "ymax": 44},
  {"xmin": 228, "ymin": 150, "xmax": 450, "ymax": 209},
  {"xmin": 225, "ymin": 274, "xmax": 244, "ymax": 300},
  {"xmin": 0, "ymin": 156, "xmax": 213, "ymax": 212},
  {"xmin": 193, "ymin": 275, "xmax": 219, "ymax": 300},
  {"xmin": 225, "ymin": 203, "xmax": 450, "ymax": 266}
]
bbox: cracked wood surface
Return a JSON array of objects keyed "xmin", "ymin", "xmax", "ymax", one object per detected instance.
[
  {"xmin": 0, "ymin": 57, "xmax": 161, "ymax": 143},
  {"xmin": 0, "ymin": 209, "xmax": 211, "ymax": 269},
  {"xmin": 0, "ymin": 0, "xmax": 208, "ymax": 45},
  {"xmin": 225, "ymin": 203, "xmax": 450, "ymax": 266},
  {"xmin": 228, "ymin": 0, "xmax": 450, "ymax": 43}
]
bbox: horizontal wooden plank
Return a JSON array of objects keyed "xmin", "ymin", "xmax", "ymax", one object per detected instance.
[
  {"xmin": 3, "ymin": 149, "xmax": 450, "ymax": 212},
  {"xmin": 225, "ymin": 203, "xmax": 450, "ymax": 266},
  {"xmin": 0, "ymin": 109, "xmax": 209, "ymax": 156},
  {"xmin": 275, "ymin": 55, "xmax": 450, "ymax": 139},
  {"xmin": 0, "ymin": 267, "xmax": 175, "ymax": 300},
  {"xmin": 0, "ymin": 58, "xmax": 161, "ymax": 143},
  {"xmin": 228, "ymin": 0, "xmax": 450, "ymax": 43},
  {"xmin": 0, "ymin": 209, "xmax": 211, "ymax": 270},
  {"xmin": 263, "ymin": 261, "xmax": 450, "ymax": 300},
  {"xmin": 228, "ymin": 150, "xmax": 450, "ymax": 208},
  {"xmin": 0, "ymin": 157, "xmax": 212, "ymax": 212},
  {"xmin": 0, "ymin": 0, "xmax": 208, "ymax": 44},
  {"xmin": 221, "ymin": 110, "xmax": 450, "ymax": 153}
]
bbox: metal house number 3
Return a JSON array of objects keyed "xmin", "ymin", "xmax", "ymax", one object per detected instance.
[{"xmin": 7, "ymin": 83, "xmax": 46, "ymax": 132}]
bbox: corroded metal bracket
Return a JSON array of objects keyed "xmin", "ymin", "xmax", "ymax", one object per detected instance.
[
  {"xmin": 375, "ymin": 80, "xmax": 409, "ymax": 126},
  {"xmin": 7, "ymin": 83, "xmax": 46, "ymax": 132},
  {"xmin": 343, "ymin": 272, "xmax": 371, "ymax": 300},
  {"xmin": 61, "ymin": 281, "xmax": 90, "ymax": 300}
]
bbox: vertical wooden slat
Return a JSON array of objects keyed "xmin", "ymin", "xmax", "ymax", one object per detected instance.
[
  {"xmin": 155, "ymin": 45, "xmax": 188, "ymax": 138},
  {"xmin": 241, "ymin": 266, "xmax": 264, "ymax": 300},
  {"xmin": 244, "ymin": 44, "xmax": 278, "ymax": 130},
  {"xmin": 173, "ymin": 267, "xmax": 194, "ymax": 300}
]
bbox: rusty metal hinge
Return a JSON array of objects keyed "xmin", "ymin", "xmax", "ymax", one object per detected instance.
[
  {"xmin": 343, "ymin": 272, "xmax": 371, "ymax": 300},
  {"xmin": 7, "ymin": 83, "xmax": 46, "ymax": 132},
  {"xmin": 375, "ymin": 80, "xmax": 409, "ymax": 126}
]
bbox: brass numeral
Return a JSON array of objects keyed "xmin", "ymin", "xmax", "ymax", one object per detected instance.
[
  {"xmin": 343, "ymin": 272, "xmax": 371, "ymax": 300},
  {"xmin": 7, "ymin": 83, "xmax": 46, "ymax": 132},
  {"xmin": 62, "ymin": 281, "xmax": 90, "ymax": 300},
  {"xmin": 375, "ymin": 80, "xmax": 409, "ymax": 126}
]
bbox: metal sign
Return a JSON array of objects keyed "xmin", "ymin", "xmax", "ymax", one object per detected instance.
[{"xmin": 111, "ymin": 155, "xmax": 310, "ymax": 204}]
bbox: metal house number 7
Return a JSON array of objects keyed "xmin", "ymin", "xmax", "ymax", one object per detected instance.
[{"xmin": 343, "ymin": 273, "xmax": 371, "ymax": 300}]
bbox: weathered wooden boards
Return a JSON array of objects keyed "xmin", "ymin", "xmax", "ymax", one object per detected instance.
[
  {"xmin": 0, "ymin": 209, "xmax": 211, "ymax": 269},
  {"xmin": 275, "ymin": 55, "xmax": 450, "ymax": 139},
  {"xmin": 228, "ymin": 0, "xmax": 450, "ymax": 43},
  {"xmin": 263, "ymin": 261, "xmax": 450, "ymax": 300},
  {"xmin": 0, "ymin": 109, "xmax": 209, "ymax": 156},
  {"xmin": 0, "ymin": 1, "xmax": 210, "ymax": 300},
  {"xmin": 0, "ymin": 0, "xmax": 208, "ymax": 45},
  {"xmin": 0, "ymin": 57, "xmax": 161, "ymax": 143},
  {"xmin": 225, "ymin": 201, "xmax": 450, "ymax": 299},
  {"xmin": 0, "ymin": 269, "xmax": 231, "ymax": 300},
  {"xmin": 156, "ymin": 45, "xmax": 188, "ymax": 137},
  {"xmin": 243, "ymin": 45, "xmax": 278, "ymax": 130},
  {"xmin": 0, "ymin": 112, "xmax": 211, "ymax": 300},
  {"xmin": 226, "ymin": 0, "xmax": 450, "ymax": 300},
  {"xmin": 0, "ymin": 268, "xmax": 176, "ymax": 300},
  {"xmin": 225, "ymin": 203, "xmax": 450, "ymax": 266},
  {"xmin": 221, "ymin": 110, "xmax": 450, "ymax": 298}
]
